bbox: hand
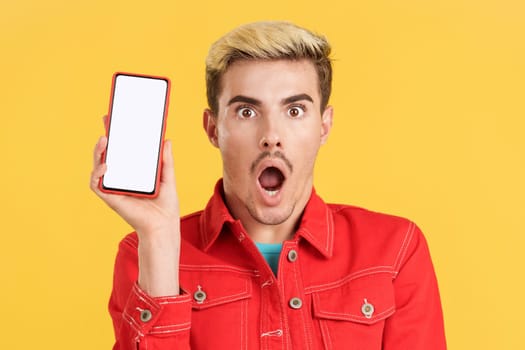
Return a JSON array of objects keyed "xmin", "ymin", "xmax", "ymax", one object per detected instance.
[
  {"xmin": 90, "ymin": 117, "xmax": 181, "ymax": 296},
  {"xmin": 90, "ymin": 135, "xmax": 180, "ymax": 235}
]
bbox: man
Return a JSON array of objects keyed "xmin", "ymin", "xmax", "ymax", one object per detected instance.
[{"xmin": 91, "ymin": 21, "xmax": 446, "ymax": 349}]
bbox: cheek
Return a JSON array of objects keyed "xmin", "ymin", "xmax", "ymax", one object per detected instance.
[
  {"xmin": 218, "ymin": 121, "xmax": 259, "ymax": 152},
  {"xmin": 290, "ymin": 138, "xmax": 321, "ymax": 172},
  {"xmin": 218, "ymin": 130, "xmax": 253, "ymax": 175},
  {"xmin": 216, "ymin": 124, "xmax": 230, "ymax": 147}
]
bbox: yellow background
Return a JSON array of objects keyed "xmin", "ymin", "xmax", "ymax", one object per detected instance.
[{"xmin": 1, "ymin": 0, "xmax": 524, "ymax": 348}]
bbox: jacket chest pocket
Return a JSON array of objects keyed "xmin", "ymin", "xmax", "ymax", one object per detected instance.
[
  {"xmin": 311, "ymin": 272, "xmax": 395, "ymax": 350},
  {"xmin": 180, "ymin": 268, "xmax": 254, "ymax": 349}
]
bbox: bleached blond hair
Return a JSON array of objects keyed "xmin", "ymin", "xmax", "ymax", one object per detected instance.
[{"xmin": 205, "ymin": 21, "xmax": 332, "ymax": 114}]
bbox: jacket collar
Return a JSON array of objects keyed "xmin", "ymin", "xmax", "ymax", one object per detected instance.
[{"xmin": 199, "ymin": 179, "xmax": 334, "ymax": 258}]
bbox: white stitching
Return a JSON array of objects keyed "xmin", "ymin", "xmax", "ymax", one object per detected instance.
[
  {"xmin": 179, "ymin": 264, "xmax": 259, "ymax": 275},
  {"xmin": 133, "ymin": 285, "xmax": 158, "ymax": 310},
  {"xmin": 123, "ymin": 235, "xmax": 139, "ymax": 249},
  {"xmin": 240, "ymin": 299, "xmax": 247, "ymax": 350},
  {"xmin": 192, "ymin": 279, "xmax": 251, "ymax": 309},
  {"xmin": 200, "ymin": 211, "xmax": 208, "ymax": 249},
  {"xmin": 276, "ymin": 264, "xmax": 288, "ymax": 350},
  {"xmin": 300, "ymin": 227, "xmax": 323, "ymax": 254},
  {"xmin": 122, "ymin": 310, "xmax": 144, "ymax": 336},
  {"xmin": 319, "ymin": 319, "xmax": 332, "ymax": 349},
  {"xmin": 393, "ymin": 222, "xmax": 415, "ymax": 275},
  {"xmin": 240, "ymin": 298, "xmax": 244, "ymax": 350},
  {"xmin": 158, "ymin": 298, "xmax": 189, "ymax": 305},
  {"xmin": 393, "ymin": 222, "xmax": 411, "ymax": 271},
  {"xmin": 292, "ymin": 246, "xmax": 313, "ymax": 350},
  {"xmin": 316, "ymin": 306, "xmax": 396, "ymax": 323},
  {"xmin": 150, "ymin": 326, "xmax": 191, "ymax": 334},
  {"xmin": 261, "ymin": 329, "xmax": 283, "ymax": 337},
  {"xmin": 304, "ymin": 266, "xmax": 394, "ymax": 294},
  {"xmin": 151, "ymin": 322, "xmax": 191, "ymax": 330},
  {"xmin": 261, "ymin": 280, "xmax": 273, "ymax": 288},
  {"xmin": 325, "ymin": 207, "xmax": 333, "ymax": 254},
  {"xmin": 260, "ymin": 282, "xmax": 268, "ymax": 350}
]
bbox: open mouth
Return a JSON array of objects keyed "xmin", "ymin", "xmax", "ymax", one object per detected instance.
[{"xmin": 258, "ymin": 166, "xmax": 285, "ymax": 197}]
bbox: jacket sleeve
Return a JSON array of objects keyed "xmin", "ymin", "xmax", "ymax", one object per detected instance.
[
  {"xmin": 108, "ymin": 233, "xmax": 193, "ymax": 350},
  {"xmin": 383, "ymin": 223, "xmax": 447, "ymax": 349}
]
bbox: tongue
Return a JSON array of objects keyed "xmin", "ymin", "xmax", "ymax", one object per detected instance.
[{"xmin": 259, "ymin": 167, "xmax": 284, "ymax": 190}]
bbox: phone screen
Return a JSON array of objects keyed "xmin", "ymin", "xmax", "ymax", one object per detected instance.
[{"xmin": 101, "ymin": 73, "xmax": 169, "ymax": 196}]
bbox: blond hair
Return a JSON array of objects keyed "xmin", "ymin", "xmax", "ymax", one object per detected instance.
[{"xmin": 205, "ymin": 21, "xmax": 332, "ymax": 114}]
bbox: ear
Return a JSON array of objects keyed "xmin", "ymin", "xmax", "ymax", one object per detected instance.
[
  {"xmin": 203, "ymin": 109, "xmax": 219, "ymax": 148},
  {"xmin": 320, "ymin": 105, "xmax": 333, "ymax": 145}
]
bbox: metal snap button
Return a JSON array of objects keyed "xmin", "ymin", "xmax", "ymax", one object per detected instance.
[
  {"xmin": 140, "ymin": 309, "xmax": 153, "ymax": 322},
  {"xmin": 289, "ymin": 297, "xmax": 303, "ymax": 309},
  {"xmin": 194, "ymin": 287, "xmax": 207, "ymax": 304},
  {"xmin": 287, "ymin": 249, "xmax": 298, "ymax": 262},
  {"xmin": 361, "ymin": 299, "xmax": 374, "ymax": 319}
]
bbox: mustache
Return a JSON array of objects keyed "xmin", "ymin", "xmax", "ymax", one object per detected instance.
[{"xmin": 250, "ymin": 151, "xmax": 293, "ymax": 174}]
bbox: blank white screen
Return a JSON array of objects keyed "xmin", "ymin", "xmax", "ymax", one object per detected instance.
[{"xmin": 103, "ymin": 74, "xmax": 168, "ymax": 193}]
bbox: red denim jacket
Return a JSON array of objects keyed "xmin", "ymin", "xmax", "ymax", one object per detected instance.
[{"xmin": 109, "ymin": 182, "xmax": 446, "ymax": 349}]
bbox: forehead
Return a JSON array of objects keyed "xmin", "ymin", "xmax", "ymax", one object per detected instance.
[{"xmin": 218, "ymin": 59, "xmax": 320, "ymax": 106}]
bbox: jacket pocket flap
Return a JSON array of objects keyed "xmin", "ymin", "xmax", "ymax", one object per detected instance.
[
  {"xmin": 311, "ymin": 272, "xmax": 395, "ymax": 325},
  {"xmin": 180, "ymin": 268, "xmax": 253, "ymax": 310}
]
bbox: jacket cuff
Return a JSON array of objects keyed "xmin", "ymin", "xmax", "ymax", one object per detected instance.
[{"xmin": 122, "ymin": 283, "xmax": 192, "ymax": 338}]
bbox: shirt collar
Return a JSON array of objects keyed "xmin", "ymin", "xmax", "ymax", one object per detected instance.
[{"xmin": 199, "ymin": 179, "xmax": 334, "ymax": 258}]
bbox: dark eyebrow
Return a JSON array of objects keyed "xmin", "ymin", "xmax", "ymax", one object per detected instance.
[
  {"xmin": 227, "ymin": 95, "xmax": 262, "ymax": 106},
  {"xmin": 227, "ymin": 93, "xmax": 314, "ymax": 107},
  {"xmin": 282, "ymin": 94, "xmax": 314, "ymax": 105}
]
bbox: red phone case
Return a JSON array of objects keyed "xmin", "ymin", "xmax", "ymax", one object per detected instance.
[{"xmin": 99, "ymin": 72, "xmax": 170, "ymax": 198}]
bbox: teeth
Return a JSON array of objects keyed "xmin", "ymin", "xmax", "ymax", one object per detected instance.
[{"xmin": 265, "ymin": 189, "xmax": 278, "ymax": 197}]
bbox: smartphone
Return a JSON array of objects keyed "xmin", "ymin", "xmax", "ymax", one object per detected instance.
[{"xmin": 100, "ymin": 72, "xmax": 170, "ymax": 197}]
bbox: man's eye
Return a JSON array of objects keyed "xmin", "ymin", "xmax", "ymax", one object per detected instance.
[
  {"xmin": 288, "ymin": 106, "xmax": 305, "ymax": 118},
  {"xmin": 237, "ymin": 107, "xmax": 256, "ymax": 119}
]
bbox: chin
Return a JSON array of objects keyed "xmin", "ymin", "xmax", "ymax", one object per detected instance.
[{"xmin": 250, "ymin": 205, "xmax": 295, "ymax": 226}]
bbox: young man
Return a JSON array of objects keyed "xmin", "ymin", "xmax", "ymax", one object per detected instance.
[{"xmin": 91, "ymin": 21, "xmax": 446, "ymax": 349}]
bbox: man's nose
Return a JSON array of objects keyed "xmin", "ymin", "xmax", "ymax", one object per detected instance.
[{"xmin": 258, "ymin": 116, "xmax": 282, "ymax": 150}]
